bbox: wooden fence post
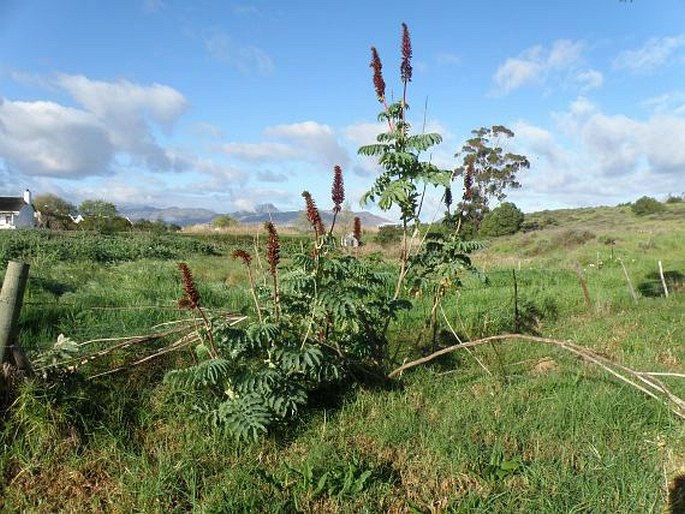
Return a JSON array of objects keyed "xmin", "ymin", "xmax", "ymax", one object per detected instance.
[
  {"xmin": 619, "ymin": 259, "xmax": 638, "ymax": 305},
  {"xmin": 512, "ymin": 269, "xmax": 520, "ymax": 332},
  {"xmin": 574, "ymin": 264, "xmax": 592, "ymax": 311},
  {"xmin": 0, "ymin": 261, "xmax": 30, "ymax": 365},
  {"xmin": 658, "ymin": 260, "xmax": 669, "ymax": 298}
]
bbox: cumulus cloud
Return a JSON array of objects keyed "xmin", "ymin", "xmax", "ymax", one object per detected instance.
[
  {"xmin": 222, "ymin": 121, "xmax": 349, "ymax": 168},
  {"xmin": 513, "ymin": 121, "xmax": 569, "ymax": 169},
  {"xmin": 56, "ymin": 74, "xmax": 189, "ymax": 172},
  {"xmin": 266, "ymin": 121, "xmax": 349, "ymax": 166},
  {"xmin": 613, "ymin": 35, "xmax": 685, "ymax": 74},
  {"xmin": 204, "ymin": 31, "xmax": 274, "ymax": 75},
  {"xmin": 641, "ymin": 115, "xmax": 685, "ymax": 174},
  {"xmin": 494, "ymin": 53, "xmax": 544, "ymax": 94},
  {"xmin": 343, "ymin": 122, "xmax": 386, "ymax": 148},
  {"xmin": 493, "ymin": 39, "xmax": 598, "ymax": 95},
  {"xmin": 56, "ymin": 73, "xmax": 187, "ymax": 127},
  {"xmin": 0, "ymin": 73, "xmax": 205, "ymax": 180},
  {"xmin": 0, "ymin": 98, "xmax": 113, "ymax": 177},
  {"xmin": 510, "ymin": 98, "xmax": 685, "ymax": 209}
]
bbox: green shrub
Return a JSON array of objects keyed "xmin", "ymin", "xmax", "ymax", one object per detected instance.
[
  {"xmin": 479, "ymin": 202, "xmax": 524, "ymax": 237},
  {"xmin": 631, "ymin": 196, "xmax": 665, "ymax": 216},
  {"xmin": 374, "ymin": 225, "xmax": 403, "ymax": 247}
]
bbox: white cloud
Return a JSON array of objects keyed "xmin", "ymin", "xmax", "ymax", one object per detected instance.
[
  {"xmin": 580, "ymin": 113, "xmax": 642, "ymax": 176},
  {"xmin": 513, "ymin": 121, "xmax": 569, "ymax": 169},
  {"xmin": 0, "ymin": 98, "xmax": 113, "ymax": 177},
  {"xmin": 264, "ymin": 121, "xmax": 350, "ymax": 167},
  {"xmin": 204, "ymin": 31, "xmax": 274, "ymax": 75},
  {"xmin": 642, "ymin": 91, "xmax": 685, "ymax": 115},
  {"xmin": 0, "ymin": 74, "xmax": 227, "ymax": 184},
  {"xmin": 575, "ymin": 69, "xmax": 603, "ymax": 91},
  {"xmin": 188, "ymin": 122, "xmax": 225, "ymax": 139},
  {"xmin": 493, "ymin": 39, "xmax": 596, "ymax": 95},
  {"xmin": 494, "ymin": 55, "xmax": 543, "ymax": 94},
  {"xmin": 642, "ymin": 115, "xmax": 685, "ymax": 174},
  {"xmin": 613, "ymin": 35, "xmax": 685, "ymax": 74},
  {"xmin": 547, "ymin": 40, "xmax": 584, "ymax": 69},
  {"xmin": 193, "ymin": 158, "xmax": 246, "ymax": 182},
  {"xmin": 509, "ymin": 99, "xmax": 685, "ymax": 210},
  {"xmin": 221, "ymin": 142, "xmax": 298, "ymax": 161},
  {"xmin": 53, "ymin": 74, "xmax": 189, "ymax": 172},
  {"xmin": 56, "ymin": 74, "xmax": 187, "ymax": 127},
  {"xmin": 343, "ymin": 122, "xmax": 386, "ymax": 148},
  {"xmin": 231, "ymin": 187, "xmax": 296, "ymax": 212}
]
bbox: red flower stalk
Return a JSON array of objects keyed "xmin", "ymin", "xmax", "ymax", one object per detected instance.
[
  {"xmin": 400, "ymin": 23, "xmax": 413, "ymax": 84},
  {"xmin": 370, "ymin": 46, "xmax": 386, "ymax": 103},
  {"xmin": 231, "ymin": 249, "xmax": 252, "ymax": 266},
  {"xmin": 331, "ymin": 165, "xmax": 345, "ymax": 213},
  {"xmin": 463, "ymin": 162, "xmax": 474, "ymax": 200},
  {"xmin": 177, "ymin": 262, "xmax": 200, "ymax": 310},
  {"xmin": 353, "ymin": 216, "xmax": 362, "ymax": 245},
  {"xmin": 178, "ymin": 262, "xmax": 219, "ymax": 357},
  {"xmin": 264, "ymin": 222, "xmax": 280, "ymax": 276},
  {"xmin": 302, "ymin": 191, "xmax": 325, "ymax": 237},
  {"xmin": 231, "ymin": 249, "xmax": 263, "ymax": 322}
]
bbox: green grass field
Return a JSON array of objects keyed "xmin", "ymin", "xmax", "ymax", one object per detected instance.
[{"xmin": 1, "ymin": 202, "xmax": 684, "ymax": 513}]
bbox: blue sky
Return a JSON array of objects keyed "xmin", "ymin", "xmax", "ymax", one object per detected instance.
[{"xmin": 1, "ymin": 0, "xmax": 684, "ymax": 218}]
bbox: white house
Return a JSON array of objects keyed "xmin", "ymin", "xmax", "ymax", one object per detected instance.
[{"xmin": 0, "ymin": 190, "xmax": 36, "ymax": 229}]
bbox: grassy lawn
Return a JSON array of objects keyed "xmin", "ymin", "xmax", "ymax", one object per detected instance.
[{"xmin": 1, "ymin": 203, "xmax": 684, "ymax": 512}]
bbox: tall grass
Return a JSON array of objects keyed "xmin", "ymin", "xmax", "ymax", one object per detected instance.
[{"xmin": 1, "ymin": 204, "xmax": 684, "ymax": 512}]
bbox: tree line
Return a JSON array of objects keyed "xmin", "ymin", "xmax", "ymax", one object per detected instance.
[{"xmin": 33, "ymin": 195, "xmax": 180, "ymax": 233}]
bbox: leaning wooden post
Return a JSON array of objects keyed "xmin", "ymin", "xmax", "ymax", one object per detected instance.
[
  {"xmin": 658, "ymin": 260, "xmax": 669, "ymax": 298},
  {"xmin": 0, "ymin": 261, "xmax": 30, "ymax": 365},
  {"xmin": 619, "ymin": 259, "xmax": 638, "ymax": 305}
]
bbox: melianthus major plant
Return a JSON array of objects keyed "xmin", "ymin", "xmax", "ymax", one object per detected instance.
[
  {"xmin": 165, "ymin": 166, "xmax": 408, "ymax": 441},
  {"xmin": 359, "ymin": 24, "xmax": 483, "ymax": 340},
  {"xmin": 164, "ymin": 24, "xmax": 485, "ymax": 441},
  {"xmin": 358, "ymin": 24, "xmax": 454, "ymax": 297}
]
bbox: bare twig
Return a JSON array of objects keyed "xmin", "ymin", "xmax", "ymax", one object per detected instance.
[
  {"xmin": 439, "ymin": 305, "xmax": 491, "ymax": 376},
  {"xmin": 387, "ymin": 333, "xmax": 685, "ymax": 419}
]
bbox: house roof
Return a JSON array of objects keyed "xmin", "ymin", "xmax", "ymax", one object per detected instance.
[{"xmin": 0, "ymin": 197, "xmax": 28, "ymax": 212}]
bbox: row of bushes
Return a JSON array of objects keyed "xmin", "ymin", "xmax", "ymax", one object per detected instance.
[
  {"xmin": 0, "ymin": 230, "xmax": 315, "ymax": 267},
  {"xmin": 0, "ymin": 231, "xmax": 219, "ymax": 265}
]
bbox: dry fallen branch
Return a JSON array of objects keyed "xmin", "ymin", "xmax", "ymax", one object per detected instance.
[
  {"xmin": 388, "ymin": 333, "xmax": 685, "ymax": 420},
  {"xmin": 33, "ymin": 315, "xmax": 248, "ymax": 377}
]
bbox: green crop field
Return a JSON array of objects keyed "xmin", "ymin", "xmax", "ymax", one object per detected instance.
[{"xmin": 1, "ymin": 202, "xmax": 684, "ymax": 513}]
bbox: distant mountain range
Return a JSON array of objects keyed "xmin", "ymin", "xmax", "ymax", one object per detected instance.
[{"xmin": 119, "ymin": 203, "xmax": 392, "ymax": 228}]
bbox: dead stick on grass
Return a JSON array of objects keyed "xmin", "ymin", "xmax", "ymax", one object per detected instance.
[
  {"xmin": 88, "ymin": 332, "xmax": 203, "ymax": 379},
  {"xmin": 387, "ymin": 333, "xmax": 685, "ymax": 419},
  {"xmin": 619, "ymin": 259, "xmax": 639, "ymax": 304}
]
